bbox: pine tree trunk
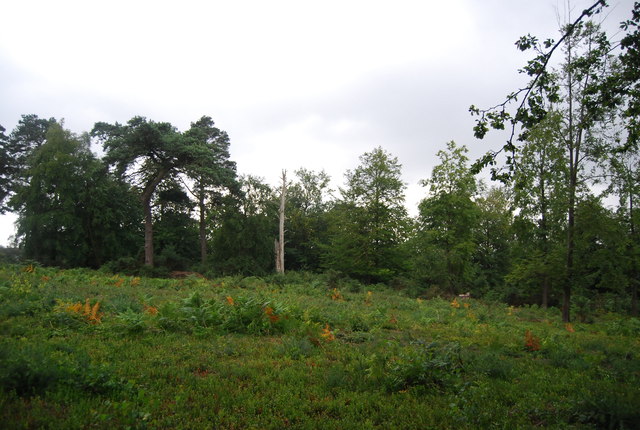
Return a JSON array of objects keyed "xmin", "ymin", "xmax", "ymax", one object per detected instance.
[
  {"xmin": 199, "ymin": 190, "xmax": 207, "ymax": 264},
  {"xmin": 140, "ymin": 167, "xmax": 169, "ymax": 267},
  {"xmin": 143, "ymin": 201, "xmax": 154, "ymax": 267},
  {"xmin": 276, "ymin": 170, "xmax": 286, "ymax": 273}
]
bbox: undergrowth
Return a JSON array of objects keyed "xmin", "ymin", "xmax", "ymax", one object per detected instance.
[{"xmin": 0, "ymin": 264, "xmax": 639, "ymax": 429}]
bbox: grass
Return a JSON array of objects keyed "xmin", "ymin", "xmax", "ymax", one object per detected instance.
[{"xmin": 0, "ymin": 264, "xmax": 639, "ymax": 428}]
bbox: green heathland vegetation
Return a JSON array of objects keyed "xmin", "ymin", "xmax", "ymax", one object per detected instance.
[{"xmin": 1, "ymin": 264, "xmax": 638, "ymax": 429}]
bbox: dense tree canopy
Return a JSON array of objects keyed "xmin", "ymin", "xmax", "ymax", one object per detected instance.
[
  {"xmin": 1, "ymin": 1, "xmax": 638, "ymax": 320},
  {"xmin": 470, "ymin": 2, "xmax": 639, "ymax": 320},
  {"xmin": 415, "ymin": 142, "xmax": 478, "ymax": 294},
  {"xmin": 9, "ymin": 123, "xmax": 140, "ymax": 267},
  {"xmin": 324, "ymin": 147, "xmax": 409, "ymax": 282}
]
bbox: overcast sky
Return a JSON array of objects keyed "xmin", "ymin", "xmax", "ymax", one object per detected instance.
[{"xmin": 0, "ymin": 0, "xmax": 633, "ymax": 246}]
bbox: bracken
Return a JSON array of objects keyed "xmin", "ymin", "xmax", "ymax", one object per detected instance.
[
  {"xmin": 320, "ymin": 324, "xmax": 335, "ymax": 341},
  {"xmin": 525, "ymin": 330, "xmax": 541, "ymax": 352}
]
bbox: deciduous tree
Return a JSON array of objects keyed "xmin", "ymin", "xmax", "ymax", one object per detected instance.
[
  {"xmin": 416, "ymin": 141, "xmax": 478, "ymax": 294},
  {"xmin": 11, "ymin": 123, "xmax": 140, "ymax": 267},
  {"xmin": 325, "ymin": 147, "xmax": 409, "ymax": 282},
  {"xmin": 285, "ymin": 168, "xmax": 333, "ymax": 271}
]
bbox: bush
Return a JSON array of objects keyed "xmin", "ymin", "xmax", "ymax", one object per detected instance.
[
  {"xmin": 115, "ymin": 309, "xmax": 147, "ymax": 334},
  {"xmin": 385, "ymin": 341, "xmax": 464, "ymax": 393},
  {"xmin": 0, "ymin": 341, "xmax": 128, "ymax": 397},
  {"xmin": 106, "ymin": 294, "xmax": 143, "ymax": 314},
  {"xmin": 470, "ymin": 350, "xmax": 514, "ymax": 379},
  {"xmin": 604, "ymin": 317, "xmax": 640, "ymax": 336},
  {"xmin": 222, "ymin": 295, "xmax": 294, "ymax": 335},
  {"xmin": 279, "ymin": 336, "xmax": 317, "ymax": 360},
  {"xmin": 180, "ymin": 291, "xmax": 222, "ymax": 328},
  {"xmin": 349, "ymin": 314, "xmax": 371, "ymax": 332},
  {"xmin": 570, "ymin": 383, "xmax": 640, "ymax": 429},
  {"xmin": 99, "ymin": 256, "xmax": 140, "ymax": 276}
]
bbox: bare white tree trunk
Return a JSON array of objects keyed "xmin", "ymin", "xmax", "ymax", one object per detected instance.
[{"xmin": 275, "ymin": 170, "xmax": 287, "ymax": 273}]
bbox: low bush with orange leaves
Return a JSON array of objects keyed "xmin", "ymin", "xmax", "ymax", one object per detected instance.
[
  {"xmin": 55, "ymin": 299, "xmax": 103, "ymax": 324},
  {"xmin": 330, "ymin": 288, "xmax": 344, "ymax": 301},
  {"xmin": 524, "ymin": 330, "xmax": 541, "ymax": 352}
]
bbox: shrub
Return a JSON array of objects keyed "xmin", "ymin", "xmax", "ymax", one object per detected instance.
[
  {"xmin": 349, "ymin": 314, "xmax": 371, "ymax": 332},
  {"xmin": 570, "ymin": 383, "xmax": 640, "ymax": 429},
  {"xmin": 99, "ymin": 257, "xmax": 140, "ymax": 276},
  {"xmin": 107, "ymin": 294, "xmax": 143, "ymax": 314},
  {"xmin": 115, "ymin": 309, "xmax": 147, "ymax": 334},
  {"xmin": 470, "ymin": 351, "xmax": 514, "ymax": 379},
  {"xmin": 0, "ymin": 341, "xmax": 128, "ymax": 397},
  {"xmin": 0, "ymin": 342, "xmax": 67, "ymax": 396},
  {"xmin": 222, "ymin": 295, "xmax": 293, "ymax": 335},
  {"xmin": 385, "ymin": 341, "xmax": 464, "ymax": 393},
  {"xmin": 544, "ymin": 342, "xmax": 588, "ymax": 370},
  {"xmin": 279, "ymin": 336, "xmax": 317, "ymax": 360},
  {"xmin": 604, "ymin": 317, "xmax": 640, "ymax": 336},
  {"xmin": 180, "ymin": 291, "xmax": 222, "ymax": 328}
]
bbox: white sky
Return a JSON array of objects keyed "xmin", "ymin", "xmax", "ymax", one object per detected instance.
[{"xmin": 0, "ymin": 0, "xmax": 633, "ymax": 246}]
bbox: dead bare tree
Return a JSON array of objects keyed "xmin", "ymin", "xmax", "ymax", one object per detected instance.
[{"xmin": 275, "ymin": 170, "xmax": 287, "ymax": 273}]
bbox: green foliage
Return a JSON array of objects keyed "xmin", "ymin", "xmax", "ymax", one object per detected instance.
[
  {"xmin": 0, "ymin": 264, "xmax": 639, "ymax": 428},
  {"xmin": 384, "ymin": 341, "xmax": 464, "ymax": 393},
  {"xmin": 180, "ymin": 291, "xmax": 222, "ymax": 328},
  {"xmin": 471, "ymin": 16, "xmax": 626, "ymax": 322},
  {"xmin": 285, "ymin": 168, "xmax": 333, "ymax": 271},
  {"xmin": 472, "ymin": 187, "xmax": 514, "ymax": 295},
  {"xmin": 324, "ymin": 147, "xmax": 410, "ymax": 282},
  {"xmin": 209, "ymin": 176, "xmax": 276, "ymax": 276},
  {"xmin": 1, "ymin": 115, "xmax": 57, "ymax": 213},
  {"xmin": 569, "ymin": 382, "xmax": 640, "ymax": 429},
  {"xmin": 115, "ymin": 309, "xmax": 147, "ymax": 334},
  {"xmin": 603, "ymin": 317, "xmax": 640, "ymax": 336},
  {"xmin": 0, "ymin": 340, "xmax": 129, "ymax": 397},
  {"xmin": 9, "ymin": 122, "xmax": 141, "ymax": 268},
  {"xmin": 279, "ymin": 336, "xmax": 318, "ymax": 360},
  {"xmin": 574, "ymin": 198, "xmax": 629, "ymax": 295},
  {"xmin": 181, "ymin": 116, "xmax": 239, "ymax": 265},
  {"xmin": 153, "ymin": 182, "xmax": 199, "ymax": 270},
  {"xmin": 469, "ymin": 350, "xmax": 515, "ymax": 379},
  {"xmin": 92, "ymin": 115, "xmax": 236, "ymax": 268},
  {"xmin": 414, "ymin": 142, "xmax": 479, "ymax": 294}
]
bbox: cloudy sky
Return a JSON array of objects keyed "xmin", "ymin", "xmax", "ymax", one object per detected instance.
[{"xmin": 0, "ymin": 0, "xmax": 633, "ymax": 246}]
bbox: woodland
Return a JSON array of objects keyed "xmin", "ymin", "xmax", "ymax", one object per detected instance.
[
  {"xmin": 0, "ymin": 2, "xmax": 639, "ymax": 325},
  {"xmin": 0, "ymin": 1, "xmax": 639, "ymax": 428}
]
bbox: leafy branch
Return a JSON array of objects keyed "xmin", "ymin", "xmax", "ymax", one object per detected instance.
[{"xmin": 469, "ymin": 0, "xmax": 609, "ymax": 179}]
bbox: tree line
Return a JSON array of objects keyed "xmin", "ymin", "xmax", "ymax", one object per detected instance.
[{"xmin": 0, "ymin": 1, "xmax": 638, "ymax": 322}]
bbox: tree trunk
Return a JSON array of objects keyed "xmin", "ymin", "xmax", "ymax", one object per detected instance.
[
  {"xmin": 562, "ymin": 38, "xmax": 577, "ymax": 324},
  {"xmin": 143, "ymin": 201, "xmax": 154, "ymax": 267},
  {"xmin": 564, "ymin": 156, "xmax": 577, "ymax": 323},
  {"xmin": 274, "ymin": 239, "xmax": 282, "ymax": 273},
  {"xmin": 140, "ymin": 167, "xmax": 169, "ymax": 267},
  {"xmin": 275, "ymin": 170, "xmax": 286, "ymax": 273},
  {"xmin": 199, "ymin": 188, "xmax": 207, "ymax": 264},
  {"xmin": 630, "ymin": 193, "xmax": 638, "ymax": 316},
  {"xmin": 632, "ymin": 277, "xmax": 638, "ymax": 317},
  {"xmin": 540, "ymin": 165, "xmax": 549, "ymax": 309}
]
